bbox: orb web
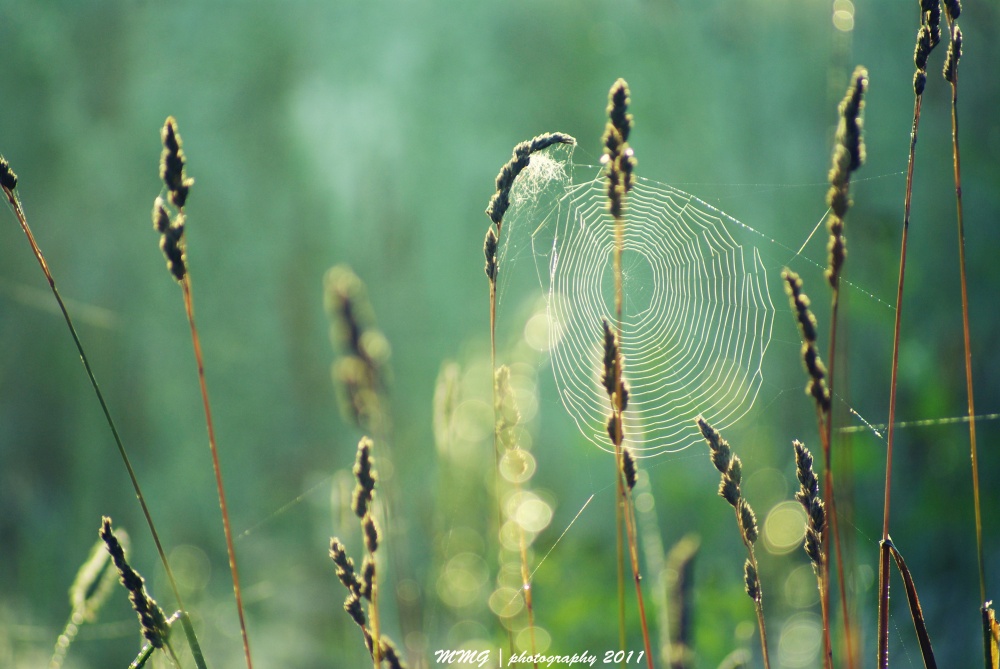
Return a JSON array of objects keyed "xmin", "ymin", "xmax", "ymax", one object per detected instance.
[{"xmin": 499, "ymin": 149, "xmax": 774, "ymax": 458}]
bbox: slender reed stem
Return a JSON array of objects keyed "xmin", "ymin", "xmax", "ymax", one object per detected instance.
[
  {"xmin": 1, "ymin": 177, "xmax": 207, "ymax": 669},
  {"xmin": 485, "ymin": 133, "xmax": 572, "ymax": 662},
  {"xmin": 613, "ymin": 230, "xmax": 629, "ymax": 664},
  {"xmin": 819, "ymin": 65, "xmax": 867, "ymax": 669},
  {"xmin": 824, "ymin": 249, "xmax": 855, "ymax": 669},
  {"xmin": 880, "ymin": 8, "xmax": 945, "ymax": 661},
  {"xmin": 942, "ymin": 16, "xmax": 984, "ymax": 607},
  {"xmin": 881, "ymin": 79, "xmax": 926, "ymax": 669},
  {"xmin": 602, "ymin": 77, "xmax": 653, "ymax": 669},
  {"xmin": 180, "ymin": 278, "xmax": 253, "ymax": 669},
  {"xmin": 486, "ymin": 275, "xmax": 517, "ymax": 655}
]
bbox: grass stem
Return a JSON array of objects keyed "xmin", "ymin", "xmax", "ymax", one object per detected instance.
[
  {"xmin": 942, "ymin": 15, "xmax": 984, "ymax": 607},
  {"xmin": 1, "ymin": 176, "xmax": 208, "ymax": 669},
  {"xmin": 180, "ymin": 278, "xmax": 254, "ymax": 669}
]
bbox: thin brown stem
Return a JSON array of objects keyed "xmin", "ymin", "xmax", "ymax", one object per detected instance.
[
  {"xmin": 517, "ymin": 524, "xmax": 538, "ymax": 661},
  {"xmin": 812, "ymin": 405, "xmax": 835, "ymax": 669},
  {"xmin": 823, "ymin": 286, "xmax": 855, "ymax": 669},
  {"xmin": 2, "ymin": 184, "xmax": 207, "ymax": 669},
  {"xmin": 944, "ymin": 18, "xmax": 985, "ymax": 606},
  {"xmin": 180, "ymin": 278, "xmax": 253, "ymax": 669},
  {"xmin": 488, "ymin": 247, "xmax": 529, "ymax": 663},
  {"xmin": 371, "ymin": 581, "xmax": 381, "ymax": 669},
  {"xmin": 620, "ymin": 480, "xmax": 655, "ymax": 669},
  {"xmin": 613, "ymin": 222, "xmax": 628, "ymax": 664},
  {"xmin": 880, "ymin": 92, "xmax": 922, "ymax": 669},
  {"xmin": 613, "ymin": 200, "xmax": 652, "ymax": 669}
]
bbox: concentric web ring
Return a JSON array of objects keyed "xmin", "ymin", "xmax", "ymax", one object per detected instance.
[{"xmin": 498, "ymin": 148, "xmax": 775, "ymax": 458}]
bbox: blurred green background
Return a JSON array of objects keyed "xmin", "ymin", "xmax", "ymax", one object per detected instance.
[{"xmin": 2, "ymin": 1, "xmax": 999, "ymax": 668}]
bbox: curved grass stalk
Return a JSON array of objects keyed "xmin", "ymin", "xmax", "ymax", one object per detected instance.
[
  {"xmin": 484, "ymin": 132, "xmax": 573, "ymax": 663},
  {"xmin": 1, "ymin": 170, "xmax": 208, "ymax": 669},
  {"xmin": 880, "ymin": 2, "xmax": 944, "ymax": 658},
  {"xmin": 941, "ymin": 14, "xmax": 984, "ymax": 607},
  {"xmin": 154, "ymin": 116, "xmax": 252, "ymax": 669},
  {"xmin": 179, "ymin": 278, "xmax": 253, "ymax": 669}
]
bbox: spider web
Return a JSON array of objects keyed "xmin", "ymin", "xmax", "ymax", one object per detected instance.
[{"xmin": 497, "ymin": 146, "xmax": 774, "ymax": 458}]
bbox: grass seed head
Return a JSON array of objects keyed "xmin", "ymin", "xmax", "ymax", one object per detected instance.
[
  {"xmin": 744, "ymin": 559, "xmax": 760, "ymax": 602},
  {"xmin": 697, "ymin": 416, "xmax": 733, "ymax": 475},
  {"xmin": 484, "ymin": 226, "xmax": 498, "ymax": 283},
  {"xmin": 0, "ymin": 155, "xmax": 18, "ymax": 191},
  {"xmin": 486, "ymin": 132, "xmax": 575, "ymax": 231},
  {"xmin": 159, "ymin": 116, "xmax": 194, "ymax": 208},
  {"xmin": 944, "ymin": 25, "xmax": 962, "ymax": 83},
  {"xmin": 352, "ymin": 437, "xmax": 376, "ymax": 518},
  {"xmin": 825, "ymin": 66, "xmax": 868, "ymax": 288},
  {"xmin": 739, "ymin": 498, "xmax": 759, "ymax": 545},
  {"xmin": 330, "ymin": 538, "xmax": 362, "ymax": 596},
  {"xmin": 343, "ymin": 591, "xmax": 367, "ymax": 628},
  {"xmin": 379, "ymin": 637, "xmax": 408, "ymax": 669},
  {"xmin": 606, "ymin": 413, "xmax": 620, "ymax": 445},
  {"xmin": 621, "ymin": 447, "xmax": 637, "ymax": 490},
  {"xmin": 360, "ymin": 555, "xmax": 376, "ymax": 600},
  {"xmin": 363, "ymin": 515, "xmax": 380, "ymax": 554},
  {"xmin": 782, "ymin": 271, "xmax": 831, "ymax": 412},
  {"xmin": 603, "ymin": 79, "xmax": 636, "ymax": 219},
  {"xmin": 99, "ymin": 517, "xmax": 169, "ymax": 649},
  {"xmin": 792, "ymin": 441, "xmax": 826, "ymax": 571},
  {"xmin": 601, "ymin": 319, "xmax": 619, "ymax": 397},
  {"xmin": 151, "ymin": 197, "xmax": 187, "ymax": 282}
]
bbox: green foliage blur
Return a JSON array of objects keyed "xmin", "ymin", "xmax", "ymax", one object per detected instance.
[{"xmin": 2, "ymin": 2, "xmax": 999, "ymax": 668}]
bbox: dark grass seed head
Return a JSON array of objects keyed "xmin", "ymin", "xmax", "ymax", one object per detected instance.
[
  {"xmin": 792, "ymin": 441, "xmax": 826, "ymax": 570},
  {"xmin": 825, "ymin": 66, "xmax": 868, "ymax": 287},
  {"xmin": 360, "ymin": 555, "xmax": 376, "ymax": 600},
  {"xmin": 486, "ymin": 132, "xmax": 575, "ymax": 231},
  {"xmin": 601, "ymin": 319, "xmax": 619, "ymax": 397},
  {"xmin": 719, "ymin": 476, "xmax": 740, "ymax": 508},
  {"xmin": 380, "ymin": 637, "xmax": 408, "ymax": 669},
  {"xmin": 0, "ymin": 156, "xmax": 17, "ymax": 191},
  {"xmin": 605, "ymin": 79, "xmax": 636, "ymax": 195},
  {"xmin": 343, "ymin": 591, "xmax": 367, "ymax": 628},
  {"xmin": 697, "ymin": 416, "xmax": 733, "ymax": 475},
  {"xmin": 159, "ymin": 117, "xmax": 194, "ymax": 208},
  {"xmin": 484, "ymin": 227, "xmax": 498, "ymax": 283},
  {"xmin": 808, "ymin": 498, "xmax": 827, "ymax": 534},
  {"xmin": 943, "ymin": 0, "xmax": 960, "ymax": 21},
  {"xmin": 330, "ymin": 538, "xmax": 362, "ymax": 595},
  {"xmin": 720, "ymin": 456, "xmax": 743, "ymax": 507},
  {"xmin": 621, "ymin": 447, "xmax": 637, "ymax": 490},
  {"xmin": 944, "ymin": 25, "xmax": 962, "ymax": 83},
  {"xmin": 792, "ymin": 441, "xmax": 819, "ymax": 503},
  {"xmin": 914, "ymin": 26, "xmax": 933, "ymax": 71},
  {"xmin": 99, "ymin": 517, "xmax": 169, "ymax": 649},
  {"xmin": 783, "ymin": 271, "xmax": 831, "ymax": 411},
  {"xmin": 739, "ymin": 498, "xmax": 759, "ymax": 545},
  {"xmin": 782, "ymin": 270, "xmax": 818, "ymax": 344},
  {"xmin": 351, "ymin": 437, "xmax": 376, "ymax": 518},
  {"xmin": 606, "ymin": 413, "xmax": 620, "ymax": 445},
  {"xmin": 600, "ymin": 320, "xmax": 629, "ymax": 414},
  {"xmin": 363, "ymin": 515, "xmax": 379, "ymax": 554},
  {"xmin": 805, "ymin": 527, "xmax": 825, "ymax": 570},
  {"xmin": 152, "ymin": 201, "xmax": 187, "ymax": 282},
  {"xmin": 744, "ymin": 560, "xmax": 760, "ymax": 602},
  {"xmin": 913, "ymin": 0, "xmax": 942, "ymax": 95},
  {"xmin": 608, "ymin": 79, "xmax": 632, "ymax": 143},
  {"xmin": 602, "ymin": 79, "xmax": 637, "ymax": 221}
]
